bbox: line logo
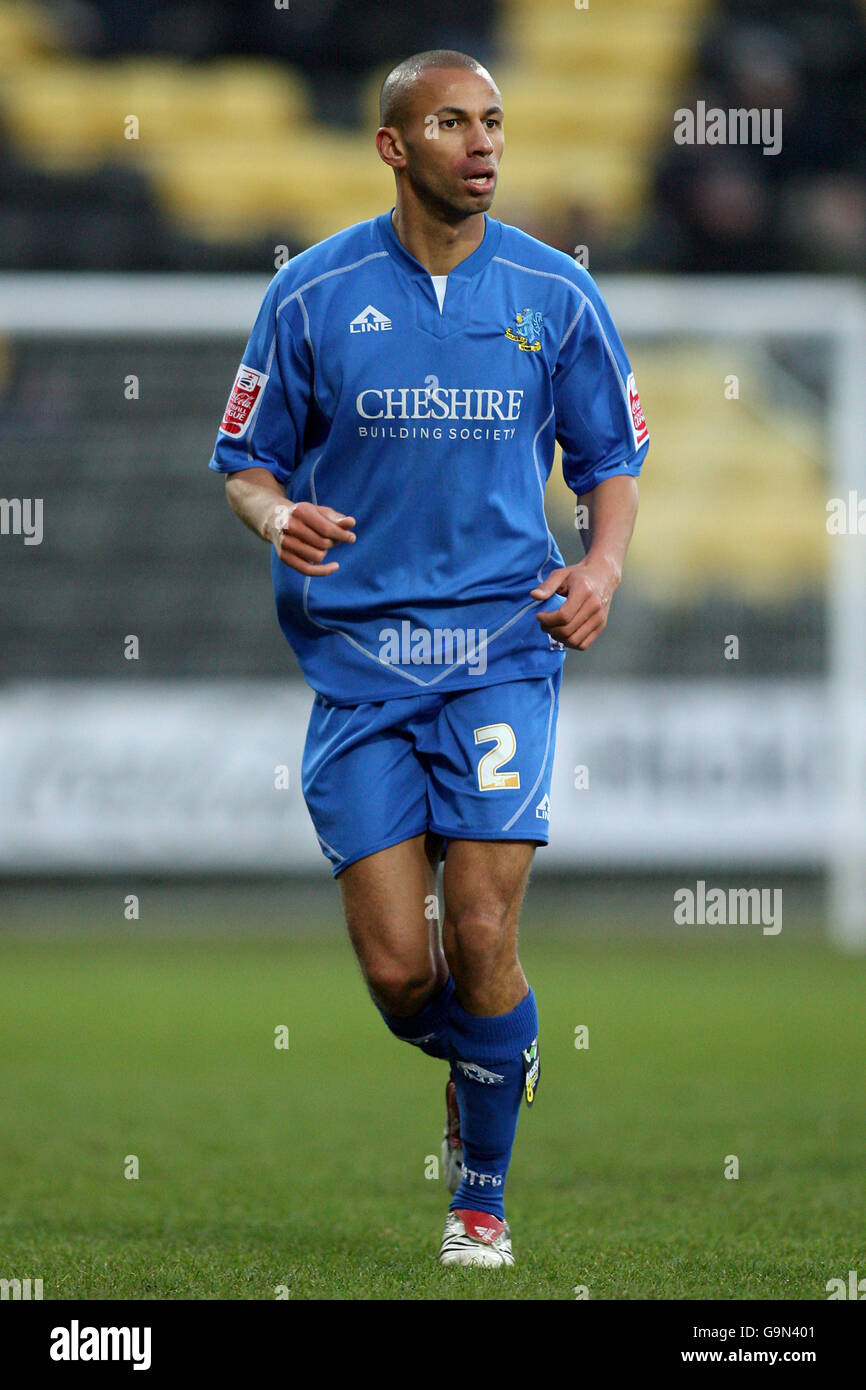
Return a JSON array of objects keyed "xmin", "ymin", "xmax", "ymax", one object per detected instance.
[{"xmin": 350, "ymin": 304, "xmax": 392, "ymax": 333}]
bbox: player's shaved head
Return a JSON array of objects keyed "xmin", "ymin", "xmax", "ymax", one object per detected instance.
[{"xmin": 379, "ymin": 50, "xmax": 490, "ymax": 129}]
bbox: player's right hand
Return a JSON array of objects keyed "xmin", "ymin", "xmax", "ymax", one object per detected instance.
[{"xmin": 268, "ymin": 500, "xmax": 356, "ymax": 576}]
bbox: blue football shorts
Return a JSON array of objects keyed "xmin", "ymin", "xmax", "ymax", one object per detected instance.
[{"xmin": 301, "ymin": 671, "xmax": 561, "ymax": 876}]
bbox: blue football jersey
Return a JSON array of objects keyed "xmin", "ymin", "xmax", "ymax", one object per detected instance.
[{"xmin": 209, "ymin": 211, "xmax": 648, "ymax": 704}]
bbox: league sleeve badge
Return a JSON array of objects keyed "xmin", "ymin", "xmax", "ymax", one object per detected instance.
[{"xmin": 219, "ymin": 364, "xmax": 269, "ymax": 439}]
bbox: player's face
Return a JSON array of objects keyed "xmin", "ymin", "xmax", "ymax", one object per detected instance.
[{"xmin": 394, "ymin": 68, "xmax": 504, "ymax": 221}]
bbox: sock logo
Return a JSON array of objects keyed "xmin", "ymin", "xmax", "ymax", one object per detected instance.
[
  {"xmin": 462, "ymin": 1166, "xmax": 504, "ymax": 1188},
  {"xmin": 455, "ymin": 1060, "xmax": 505, "ymax": 1085},
  {"xmin": 522, "ymin": 1038, "xmax": 540, "ymax": 1105}
]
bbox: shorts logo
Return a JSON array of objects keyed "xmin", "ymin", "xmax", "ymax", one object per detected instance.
[
  {"xmin": 455, "ymin": 1060, "xmax": 505, "ymax": 1085},
  {"xmin": 535, "ymin": 794, "xmax": 551, "ymax": 821},
  {"xmin": 627, "ymin": 372, "xmax": 648, "ymax": 448},
  {"xmin": 219, "ymin": 364, "xmax": 268, "ymax": 438},
  {"xmin": 505, "ymin": 307, "xmax": 543, "ymax": 352},
  {"xmin": 350, "ymin": 304, "xmax": 392, "ymax": 333}
]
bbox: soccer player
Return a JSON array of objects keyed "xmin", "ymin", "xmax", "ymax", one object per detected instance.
[{"xmin": 209, "ymin": 50, "xmax": 648, "ymax": 1267}]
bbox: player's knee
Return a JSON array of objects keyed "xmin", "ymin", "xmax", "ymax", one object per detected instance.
[
  {"xmin": 444, "ymin": 907, "xmax": 514, "ymax": 982},
  {"xmin": 363, "ymin": 954, "xmax": 437, "ymax": 1017}
]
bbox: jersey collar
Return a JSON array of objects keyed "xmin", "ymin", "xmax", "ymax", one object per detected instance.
[{"xmin": 376, "ymin": 209, "xmax": 501, "ymax": 282}]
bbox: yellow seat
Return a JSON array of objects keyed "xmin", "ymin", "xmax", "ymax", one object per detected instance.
[
  {"xmin": 0, "ymin": 0, "xmax": 58, "ymax": 72},
  {"xmin": 151, "ymin": 131, "xmax": 391, "ymax": 241},
  {"xmin": 495, "ymin": 71, "xmax": 671, "ymax": 149},
  {"xmin": 507, "ymin": 10, "xmax": 701, "ymax": 83},
  {"xmin": 0, "ymin": 54, "xmax": 310, "ymax": 168},
  {"xmin": 547, "ymin": 342, "xmax": 828, "ymax": 600},
  {"xmin": 115, "ymin": 57, "xmax": 309, "ymax": 144},
  {"xmin": 498, "ymin": 144, "xmax": 649, "ymax": 219},
  {"xmin": 0, "ymin": 61, "xmax": 123, "ymax": 165}
]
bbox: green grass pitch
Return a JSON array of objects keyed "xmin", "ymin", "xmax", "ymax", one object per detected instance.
[{"xmin": 1, "ymin": 917, "xmax": 864, "ymax": 1300}]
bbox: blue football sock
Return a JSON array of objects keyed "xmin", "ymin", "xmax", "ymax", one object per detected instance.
[
  {"xmin": 447, "ymin": 988, "xmax": 539, "ymax": 1221},
  {"xmin": 377, "ymin": 976, "xmax": 454, "ymax": 1059}
]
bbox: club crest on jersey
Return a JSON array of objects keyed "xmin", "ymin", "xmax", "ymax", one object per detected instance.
[
  {"xmin": 219, "ymin": 364, "xmax": 268, "ymax": 438},
  {"xmin": 627, "ymin": 372, "xmax": 648, "ymax": 448},
  {"xmin": 505, "ymin": 307, "xmax": 543, "ymax": 352}
]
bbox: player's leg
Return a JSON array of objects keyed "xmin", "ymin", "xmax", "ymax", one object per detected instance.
[
  {"xmin": 301, "ymin": 694, "xmax": 455, "ymax": 1057},
  {"xmin": 438, "ymin": 840, "xmax": 538, "ymax": 1248},
  {"xmin": 440, "ymin": 838, "xmax": 533, "ymax": 1016},
  {"xmin": 417, "ymin": 673, "xmax": 558, "ymax": 1263},
  {"xmin": 338, "ymin": 830, "xmax": 449, "ymax": 1023}
]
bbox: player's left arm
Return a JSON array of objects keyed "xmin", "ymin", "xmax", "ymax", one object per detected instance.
[
  {"xmin": 534, "ymin": 264, "xmax": 648, "ymax": 650},
  {"xmin": 530, "ymin": 474, "xmax": 638, "ymax": 650}
]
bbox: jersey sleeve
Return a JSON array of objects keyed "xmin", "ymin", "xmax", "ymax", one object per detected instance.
[
  {"xmin": 209, "ymin": 272, "xmax": 311, "ymax": 485},
  {"xmin": 553, "ymin": 268, "xmax": 649, "ymax": 496}
]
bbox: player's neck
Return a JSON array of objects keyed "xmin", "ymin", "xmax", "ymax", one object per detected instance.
[{"xmin": 390, "ymin": 201, "xmax": 486, "ymax": 276}]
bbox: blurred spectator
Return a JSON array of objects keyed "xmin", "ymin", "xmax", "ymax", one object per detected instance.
[{"xmin": 644, "ymin": 1, "xmax": 866, "ymax": 272}]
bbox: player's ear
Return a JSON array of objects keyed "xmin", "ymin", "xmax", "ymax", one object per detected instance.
[{"xmin": 376, "ymin": 126, "xmax": 407, "ymax": 171}]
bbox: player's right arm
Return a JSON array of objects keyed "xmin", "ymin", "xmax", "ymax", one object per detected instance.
[
  {"xmin": 209, "ymin": 271, "xmax": 354, "ymax": 576},
  {"xmin": 225, "ymin": 469, "xmax": 355, "ymax": 577}
]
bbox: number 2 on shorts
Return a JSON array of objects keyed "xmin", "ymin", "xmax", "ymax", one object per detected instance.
[{"xmin": 474, "ymin": 723, "xmax": 521, "ymax": 791}]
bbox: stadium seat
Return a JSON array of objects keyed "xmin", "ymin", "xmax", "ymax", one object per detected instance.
[
  {"xmin": 0, "ymin": 55, "xmax": 310, "ymax": 169},
  {"xmin": 0, "ymin": 0, "xmax": 58, "ymax": 72},
  {"xmin": 0, "ymin": 61, "xmax": 123, "ymax": 166},
  {"xmin": 608, "ymin": 346, "xmax": 828, "ymax": 597},
  {"xmin": 151, "ymin": 131, "xmax": 392, "ymax": 242},
  {"xmin": 507, "ymin": 6, "xmax": 703, "ymax": 83},
  {"xmin": 493, "ymin": 72, "xmax": 671, "ymax": 150}
]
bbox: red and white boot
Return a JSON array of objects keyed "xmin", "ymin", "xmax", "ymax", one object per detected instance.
[{"xmin": 438, "ymin": 1208, "xmax": 514, "ymax": 1267}]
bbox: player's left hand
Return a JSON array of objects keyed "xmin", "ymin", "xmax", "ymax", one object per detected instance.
[{"xmin": 530, "ymin": 558, "xmax": 620, "ymax": 651}]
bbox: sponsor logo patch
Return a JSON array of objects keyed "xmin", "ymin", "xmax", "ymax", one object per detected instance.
[
  {"xmin": 627, "ymin": 371, "xmax": 648, "ymax": 448},
  {"xmin": 220, "ymin": 364, "xmax": 268, "ymax": 439},
  {"xmin": 535, "ymin": 794, "xmax": 551, "ymax": 821}
]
